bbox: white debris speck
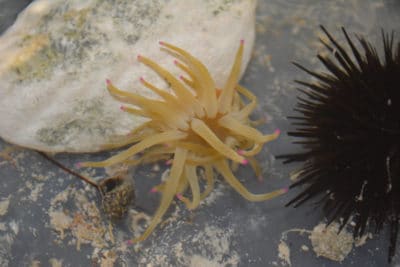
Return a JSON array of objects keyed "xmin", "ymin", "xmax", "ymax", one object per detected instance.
[
  {"xmin": 355, "ymin": 233, "xmax": 373, "ymax": 247},
  {"xmin": 30, "ymin": 260, "xmax": 41, "ymax": 267},
  {"xmin": 29, "ymin": 183, "xmax": 44, "ymax": 202},
  {"xmin": 31, "ymin": 172, "xmax": 49, "ymax": 181},
  {"xmin": 0, "ymin": 196, "xmax": 10, "ymax": 216},
  {"xmin": 301, "ymin": 245, "xmax": 309, "ymax": 252},
  {"xmin": 278, "ymin": 241, "xmax": 291, "ymax": 266},
  {"xmin": 49, "ymin": 258, "xmax": 63, "ymax": 267},
  {"xmin": 49, "ymin": 210, "xmax": 73, "ymax": 240},
  {"xmin": 9, "ymin": 220, "xmax": 19, "ymax": 235}
]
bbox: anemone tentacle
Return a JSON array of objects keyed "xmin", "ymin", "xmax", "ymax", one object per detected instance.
[
  {"xmin": 131, "ymin": 147, "xmax": 188, "ymax": 243},
  {"xmin": 214, "ymin": 160, "xmax": 287, "ymax": 202},
  {"xmin": 160, "ymin": 42, "xmax": 218, "ymax": 117},
  {"xmin": 81, "ymin": 130, "xmax": 186, "ymax": 167}
]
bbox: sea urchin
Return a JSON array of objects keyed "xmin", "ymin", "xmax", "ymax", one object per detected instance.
[
  {"xmin": 79, "ymin": 41, "xmax": 287, "ymax": 243},
  {"xmin": 281, "ymin": 26, "xmax": 400, "ymax": 261}
]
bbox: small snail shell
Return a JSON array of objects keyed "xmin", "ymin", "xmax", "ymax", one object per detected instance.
[{"xmin": 99, "ymin": 174, "xmax": 135, "ymax": 220}]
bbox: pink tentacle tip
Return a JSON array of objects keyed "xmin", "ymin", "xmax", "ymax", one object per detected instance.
[
  {"xmin": 257, "ymin": 176, "xmax": 264, "ymax": 183},
  {"xmin": 274, "ymin": 129, "xmax": 281, "ymax": 136},
  {"xmin": 176, "ymin": 193, "xmax": 183, "ymax": 200},
  {"xmin": 150, "ymin": 188, "xmax": 158, "ymax": 193},
  {"xmin": 137, "ymin": 54, "xmax": 142, "ymax": 60},
  {"xmin": 240, "ymin": 159, "xmax": 249, "ymax": 165},
  {"xmin": 120, "ymin": 105, "xmax": 126, "ymax": 111},
  {"xmin": 105, "ymin": 79, "xmax": 111, "ymax": 85},
  {"xmin": 240, "ymin": 39, "xmax": 245, "ymax": 45},
  {"xmin": 75, "ymin": 162, "xmax": 82, "ymax": 169},
  {"xmin": 139, "ymin": 77, "xmax": 145, "ymax": 82},
  {"xmin": 125, "ymin": 240, "xmax": 133, "ymax": 246},
  {"xmin": 282, "ymin": 187, "xmax": 289, "ymax": 194},
  {"xmin": 165, "ymin": 159, "xmax": 173, "ymax": 165},
  {"xmin": 159, "ymin": 41, "xmax": 165, "ymax": 45},
  {"xmin": 237, "ymin": 149, "xmax": 244, "ymax": 155}
]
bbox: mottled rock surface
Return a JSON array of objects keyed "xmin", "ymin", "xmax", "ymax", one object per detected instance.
[{"xmin": 0, "ymin": 0, "xmax": 256, "ymax": 152}]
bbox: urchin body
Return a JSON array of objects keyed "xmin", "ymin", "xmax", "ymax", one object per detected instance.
[{"xmin": 281, "ymin": 26, "xmax": 400, "ymax": 261}]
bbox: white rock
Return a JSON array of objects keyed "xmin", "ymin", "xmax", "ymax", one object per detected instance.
[{"xmin": 0, "ymin": 0, "xmax": 257, "ymax": 152}]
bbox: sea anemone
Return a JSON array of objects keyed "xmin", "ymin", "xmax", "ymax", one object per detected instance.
[
  {"xmin": 280, "ymin": 26, "xmax": 400, "ymax": 261},
  {"xmin": 78, "ymin": 41, "xmax": 287, "ymax": 243}
]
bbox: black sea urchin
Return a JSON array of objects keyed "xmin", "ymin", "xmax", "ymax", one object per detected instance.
[{"xmin": 280, "ymin": 26, "xmax": 400, "ymax": 261}]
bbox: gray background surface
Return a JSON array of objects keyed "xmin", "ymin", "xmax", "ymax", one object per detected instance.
[{"xmin": 1, "ymin": 1, "xmax": 400, "ymax": 266}]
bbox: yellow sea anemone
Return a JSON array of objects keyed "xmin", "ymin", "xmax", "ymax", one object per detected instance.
[{"xmin": 79, "ymin": 40, "xmax": 287, "ymax": 243}]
